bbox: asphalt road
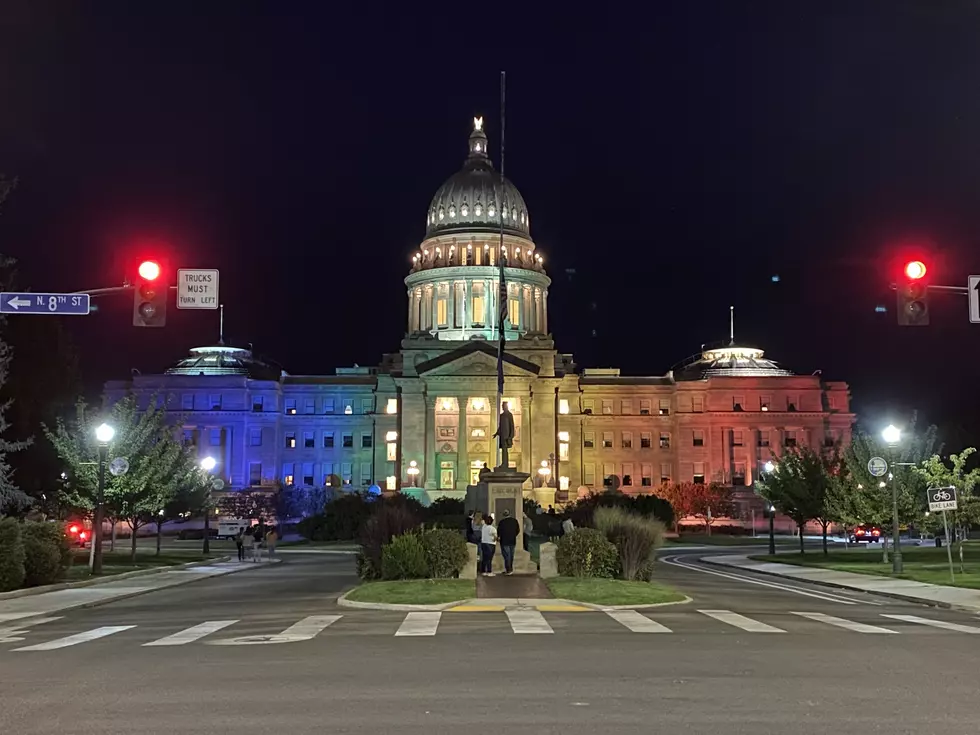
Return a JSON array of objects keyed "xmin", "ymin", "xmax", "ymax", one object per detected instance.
[{"xmin": 2, "ymin": 546, "xmax": 978, "ymax": 734}]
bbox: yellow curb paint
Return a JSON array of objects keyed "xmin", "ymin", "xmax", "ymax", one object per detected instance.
[
  {"xmin": 535, "ymin": 605, "xmax": 589, "ymax": 612},
  {"xmin": 448, "ymin": 605, "xmax": 506, "ymax": 612}
]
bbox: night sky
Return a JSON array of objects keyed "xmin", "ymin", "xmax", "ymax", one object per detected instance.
[{"xmin": 1, "ymin": 2, "xmax": 979, "ymax": 440}]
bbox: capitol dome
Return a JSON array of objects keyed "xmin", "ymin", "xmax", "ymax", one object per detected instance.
[{"xmin": 425, "ymin": 117, "xmax": 530, "ymax": 238}]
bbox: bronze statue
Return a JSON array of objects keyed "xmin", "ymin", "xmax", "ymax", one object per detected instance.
[{"xmin": 493, "ymin": 401, "xmax": 515, "ymax": 470}]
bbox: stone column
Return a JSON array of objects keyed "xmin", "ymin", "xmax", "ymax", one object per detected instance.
[
  {"xmin": 425, "ymin": 286, "xmax": 434, "ymax": 331},
  {"xmin": 407, "ymin": 291, "xmax": 414, "ymax": 332},
  {"xmin": 542, "ymin": 290, "xmax": 549, "ymax": 334},
  {"xmin": 520, "ymin": 397, "xmax": 531, "ymax": 475},
  {"xmin": 446, "ymin": 282, "xmax": 455, "ymax": 329},
  {"xmin": 424, "ymin": 395, "xmax": 437, "ymax": 490},
  {"xmin": 456, "ymin": 400, "xmax": 469, "ymax": 491}
]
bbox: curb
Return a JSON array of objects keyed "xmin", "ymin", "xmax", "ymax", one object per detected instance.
[
  {"xmin": 699, "ymin": 557, "xmax": 979, "ymax": 613},
  {"xmin": 336, "ymin": 588, "xmax": 694, "ymax": 612},
  {"xmin": 588, "ymin": 595, "xmax": 693, "ymax": 611}
]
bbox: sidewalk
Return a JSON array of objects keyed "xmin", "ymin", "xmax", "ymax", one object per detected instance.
[
  {"xmin": 0, "ymin": 559, "xmax": 278, "ymax": 624},
  {"xmin": 704, "ymin": 554, "xmax": 980, "ymax": 612}
]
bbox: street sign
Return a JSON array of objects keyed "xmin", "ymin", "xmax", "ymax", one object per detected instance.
[
  {"xmin": 0, "ymin": 292, "xmax": 90, "ymax": 315},
  {"xmin": 867, "ymin": 457, "xmax": 888, "ymax": 477},
  {"xmin": 176, "ymin": 269, "xmax": 219, "ymax": 310},
  {"xmin": 928, "ymin": 485, "xmax": 958, "ymax": 512},
  {"xmin": 969, "ymin": 276, "xmax": 980, "ymax": 324}
]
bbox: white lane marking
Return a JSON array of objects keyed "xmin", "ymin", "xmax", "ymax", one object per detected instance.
[
  {"xmin": 882, "ymin": 614, "xmax": 980, "ymax": 634},
  {"xmin": 14, "ymin": 625, "xmax": 135, "ymax": 651},
  {"xmin": 209, "ymin": 615, "xmax": 342, "ymax": 645},
  {"xmin": 395, "ymin": 612, "xmax": 442, "ymax": 637},
  {"xmin": 143, "ymin": 620, "xmax": 238, "ymax": 647},
  {"xmin": 0, "ymin": 617, "xmax": 62, "ymax": 639},
  {"xmin": 506, "ymin": 609, "xmax": 553, "ymax": 634},
  {"xmin": 699, "ymin": 609, "xmax": 785, "ymax": 632},
  {"xmin": 663, "ymin": 555, "xmax": 865, "ymax": 605},
  {"xmin": 792, "ymin": 612, "xmax": 897, "ymax": 634},
  {"xmin": 605, "ymin": 610, "xmax": 672, "ymax": 633}
]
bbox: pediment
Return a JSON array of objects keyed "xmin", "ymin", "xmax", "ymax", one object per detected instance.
[{"xmin": 416, "ymin": 343, "xmax": 540, "ymax": 378}]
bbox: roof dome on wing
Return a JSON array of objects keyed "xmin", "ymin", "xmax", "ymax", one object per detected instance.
[
  {"xmin": 166, "ymin": 345, "xmax": 282, "ymax": 380},
  {"xmin": 425, "ymin": 117, "xmax": 530, "ymax": 238},
  {"xmin": 675, "ymin": 343, "xmax": 794, "ymax": 380}
]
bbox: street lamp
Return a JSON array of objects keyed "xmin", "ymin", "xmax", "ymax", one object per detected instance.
[
  {"xmin": 881, "ymin": 424, "xmax": 903, "ymax": 573},
  {"xmin": 92, "ymin": 422, "xmax": 115, "ymax": 574},
  {"xmin": 538, "ymin": 459, "xmax": 552, "ymax": 487},
  {"xmin": 200, "ymin": 456, "xmax": 217, "ymax": 555},
  {"xmin": 764, "ymin": 461, "xmax": 775, "ymax": 473},
  {"xmin": 407, "ymin": 460, "xmax": 420, "ymax": 487},
  {"xmin": 762, "ymin": 460, "xmax": 776, "ymax": 555}
]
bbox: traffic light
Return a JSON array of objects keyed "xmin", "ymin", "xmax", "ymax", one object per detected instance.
[
  {"xmin": 896, "ymin": 259, "xmax": 929, "ymax": 326},
  {"xmin": 133, "ymin": 259, "xmax": 167, "ymax": 327}
]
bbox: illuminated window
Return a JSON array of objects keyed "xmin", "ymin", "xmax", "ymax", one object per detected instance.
[
  {"xmin": 559, "ymin": 442, "xmax": 569, "ymax": 460},
  {"xmin": 343, "ymin": 399, "xmax": 353, "ymax": 415},
  {"xmin": 558, "ymin": 431, "xmax": 570, "ymax": 442},
  {"xmin": 436, "ymin": 298, "xmax": 448, "ymax": 327},
  {"xmin": 559, "ymin": 399, "xmax": 569, "ymax": 415},
  {"xmin": 760, "ymin": 395, "xmax": 771, "ymax": 412},
  {"xmin": 386, "ymin": 398, "xmax": 398, "ymax": 414},
  {"xmin": 284, "ymin": 398, "xmax": 297, "ymax": 415},
  {"xmin": 385, "ymin": 430, "xmax": 398, "ymax": 442},
  {"xmin": 660, "ymin": 432, "xmax": 670, "ymax": 449},
  {"xmin": 559, "ymin": 476, "xmax": 569, "ymax": 491},
  {"xmin": 386, "ymin": 475, "xmax": 397, "ymax": 490},
  {"xmin": 659, "ymin": 399, "xmax": 670, "ymax": 416},
  {"xmin": 342, "ymin": 462, "xmax": 352, "ymax": 484},
  {"xmin": 387, "ymin": 442, "xmax": 397, "ymax": 461},
  {"xmin": 282, "ymin": 462, "xmax": 294, "ymax": 486},
  {"xmin": 508, "ymin": 297, "xmax": 520, "ymax": 326},
  {"xmin": 471, "ymin": 427, "xmax": 486, "ymax": 438},
  {"xmin": 602, "ymin": 432, "xmax": 613, "ymax": 449},
  {"xmin": 285, "ymin": 432, "xmax": 296, "ymax": 449},
  {"xmin": 472, "ymin": 284, "xmax": 485, "ymax": 325}
]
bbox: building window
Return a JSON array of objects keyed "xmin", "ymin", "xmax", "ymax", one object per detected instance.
[
  {"xmin": 787, "ymin": 396, "xmax": 798, "ymax": 412},
  {"xmin": 584, "ymin": 463, "xmax": 596, "ymax": 486},
  {"xmin": 584, "ymin": 431, "xmax": 595, "ymax": 449},
  {"xmin": 386, "ymin": 475, "xmax": 397, "ymax": 490},
  {"xmin": 758, "ymin": 430, "xmax": 770, "ymax": 447},
  {"xmin": 602, "ymin": 431, "xmax": 613, "ymax": 449},
  {"xmin": 471, "ymin": 427, "xmax": 486, "ymax": 438},
  {"xmin": 182, "ymin": 394, "xmax": 194, "ymax": 411},
  {"xmin": 386, "ymin": 398, "xmax": 398, "ymax": 414},
  {"xmin": 622, "ymin": 463, "xmax": 634, "ymax": 487},
  {"xmin": 300, "ymin": 398, "xmax": 312, "ymax": 414},
  {"xmin": 760, "ymin": 395, "xmax": 771, "ymax": 412},
  {"xmin": 249, "ymin": 462, "xmax": 261, "ymax": 486},
  {"xmin": 472, "ymin": 283, "xmax": 485, "ymax": 325},
  {"xmin": 639, "ymin": 399, "xmax": 651, "ymax": 415},
  {"xmin": 732, "ymin": 430, "xmax": 743, "ymax": 447},
  {"xmin": 641, "ymin": 463, "xmax": 653, "ymax": 487},
  {"xmin": 436, "ymin": 298, "xmax": 448, "ymax": 327},
  {"xmin": 732, "ymin": 395, "xmax": 744, "ymax": 411},
  {"xmin": 387, "ymin": 442, "xmax": 397, "ymax": 461},
  {"xmin": 559, "ymin": 442, "xmax": 569, "ymax": 460},
  {"xmin": 661, "ymin": 462, "xmax": 672, "ymax": 485},
  {"xmin": 323, "ymin": 462, "xmax": 334, "ymax": 485},
  {"xmin": 343, "ymin": 433, "xmax": 353, "ymax": 448},
  {"xmin": 582, "ymin": 399, "xmax": 594, "ymax": 414},
  {"xmin": 828, "ymin": 395, "xmax": 837, "ymax": 410},
  {"xmin": 361, "ymin": 398, "xmax": 373, "ymax": 414},
  {"xmin": 302, "ymin": 462, "xmax": 314, "ymax": 486},
  {"xmin": 559, "ymin": 398, "xmax": 570, "ymax": 415},
  {"xmin": 283, "ymin": 463, "xmax": 294, "ymax": 486},
  {"xmin": 323, "ymin": 432, "xmax": 334, "ymax": 449},
  {"xmin": 693, "ymin": 430, "xmax": 704, "ymax": 447},
  {"xmin": 621, "ymin": 400, "xmax": 633, "ymax": 415},
  {"xmin": 251, "ymin": 396, "xmax": 263, "ymax": 412},
  {"xmin": 659, "ymin": 399, "xmax": 670, "ymax": 416},
  {"xmin": 785, "ymin": 430, "xmax": 798, "ymax": 447},
  {"xmin": 249, "ymin": 427, "xmax": 262, "ymax": 447},
  {"xmin": 659, "ymin": 432, "xmax": 670, "ymax": 449},
  {"xmin": 508, "ymin": 297, "xmax": 520, "ymax": 326},
  {"xmin": 323, "ymin": 398, "xmax": 335, "ymax": 414},
  {"xmin": 343, "ymin": 399, "xmax": 353, "ymax": 415},
  {"xmin": 559, "ymin": 476, "xmax": 570, "ymax": 491},
  {"xmin": 733, "ymin": 462, "xmax": 746, "ymax": 486},
  {"xmin": 603, "ymin": 463, "xmax": 616, "ymax": 487},
  {"xmin": 692, "ymin": 396, "xmax": 704, "ymax": 413},
  {"xmin": 210, "ymin": 429, "xmax": 222, "ymax": 446},
  {"xmin": 640, "ymin": 432, "xmax": 652, "ymax": 448},
  {"xmin": 693, "ymin": 462, "xmax": 705, "ymax": 484},
  {"xmin": 824, "ymin": 431, "xmax": 837, "ymax": 447},
  {"xmin": 304, "ymin": 431, "xmax": 315, "ymax": 449},
  {"xmin": 622, "ymin": 431, "xmax": 633, "ymax": 449},
  {"xmin": 285, "ymin": 399, "xmax": 297, "ymax": 415},
  {"xmin": 341, "ymin": 462, "xmax": 352, "ymax": 485},
  {"xmin": 361, "ymin": 433, "xmax": 373, "ymax": 449},
  {"xmin": 601, "ymin": 399, "xmax": 613, "ymax": 415},
  {"xmin": 182, "ymin": 429, "xmax": 196, "ymax": 446},
  {"xmin": 285, "ymin": 432, "xmax": 296, "ymax": 449},
  {"xmin": 209, "ymin": 394, "xmax": 222, "ymax": 410},
  {"xmin": 361, "ymin": 463, "xmax": 372, "ymax": 485}
]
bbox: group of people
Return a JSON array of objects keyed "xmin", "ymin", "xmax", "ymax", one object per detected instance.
[
  {"xmin": 234, "ymin": 523, "xmax": 278, "ymax": 562},
  {"xmin": 465, "ymin": 509, "xmax": 532, "ymax": 576}
]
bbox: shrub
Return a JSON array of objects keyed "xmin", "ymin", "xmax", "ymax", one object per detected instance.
[
  {"xmin": 0, "ymin": 517, "xmax": 26, "ymax": 592},
  {"xmin": 21, "ymin": 521, "xmax": 70, "ymax": 587},
  {"xmin": 426, "ymin": 497, "xmax": 464, "ymax": 518},
  {"xmin": 427, "ymin": 514, "xmax": 465, "ymax": 532},
  {"xmin": 358, "ymin": 503, "xmax": 422, "ymax": 579},
  {"xmin": 420, "ymin": 528, "xmax": 469, "ymax": 578},
  {"xmin": 555, "ymin": 527, "xmax": 618, "ymax": 578},
  {"xmin": 594, "ymin": 506, "xmax": 665, "ymax": 581},
  {"xmin": 561, "ymin": 493, "xmax": 673, "ymax": 530},
  {"xmin": 381, "ymin": 532, "xmax": 428, "ymax": 580}
]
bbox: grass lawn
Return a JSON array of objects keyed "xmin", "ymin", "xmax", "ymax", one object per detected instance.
[
  {"xmin": 345, "ymin": 579, "xmax": 477, "ymax": 605},
  {"xmin": 668, "ymin": 534, "xmax": 796, "ymax": 546},
  {"xmin": 544, "ymin": 577, "xmax": 686, "ymax": 606},
  {"xmin": 750, "ymin": 545, "xmax": 980, "ymax": 589},
  {"xmin": 66, "ymin": 550, "xmax": 208, "ymax": 581},
  {"xmin": 279, "ymin": 539, "xmax": 358, "ymax": 548}
]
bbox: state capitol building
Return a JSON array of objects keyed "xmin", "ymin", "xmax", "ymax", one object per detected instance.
[{"xmin": 108, "ymin": 118, "xmax": 855, "ymax": 520}]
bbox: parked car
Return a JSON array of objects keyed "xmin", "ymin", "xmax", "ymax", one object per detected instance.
[
  {"xmin": 849, "ymin": 525, "xmax": 882, "ymax": 543},
  {"xmin": 65, "ymin": 521, "xmax": 91, "ymax": 547}
]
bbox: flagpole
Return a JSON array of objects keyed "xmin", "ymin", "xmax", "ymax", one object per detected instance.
[{"xmin": 495, "ymin": 70, "xmax": 507, "ymax": 469}]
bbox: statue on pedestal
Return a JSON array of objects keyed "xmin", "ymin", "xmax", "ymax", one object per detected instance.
[{"xmin": 493, "ymin": 401, "xmax": 515, "ymax": 471}]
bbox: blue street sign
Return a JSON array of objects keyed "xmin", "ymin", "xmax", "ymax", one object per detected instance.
[{"xmin": 0, "ymin": 292, "xmax": 90, "ymax": 315}]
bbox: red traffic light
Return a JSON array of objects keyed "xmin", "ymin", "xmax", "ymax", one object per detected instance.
[
  {"xmin": 138, "ymin": 260, "xmax": 162, "ymax": 281},
  {"xmin": 904, "ymin": 260, "xmax": 927, "ymax": 280},
  {"xmin": 68, "ymin": 525, "xmax": 79, "ymax": 535}
]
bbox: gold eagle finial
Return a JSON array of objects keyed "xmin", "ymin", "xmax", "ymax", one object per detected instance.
[{"xmin": 473, "ymin": 116, "xmax": 484, "ymax": 132}]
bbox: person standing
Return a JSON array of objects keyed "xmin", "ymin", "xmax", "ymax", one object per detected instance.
[
  {"xmin": 265, "ymin": 526, "xmax": 278, "ymax": 560},
  {"xmin": 480, "ymin": 514, "xmax": 498, "ymax": 576},
  {"xmin": 235, "ymin": 526, "xmax": 246, "ymax": 562},
  {"xmin": 251, "ymin": 524, "xmax": 264, "ymax": 562},
  {"xmin": 241, "ymin": 526, "xmax": 255, "ymax": 561},
  {"xmin": 497, "ymin": 509, "xmax": 520, "ymax": 575}
]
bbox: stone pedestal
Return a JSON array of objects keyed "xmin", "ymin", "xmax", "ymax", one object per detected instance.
[
  {"xmin": 464, "ymin": 469, "xmax": 537, "ymax": 574},
  {"xmin": 538, "ymin": 542, "xmax": 558, "ymax": 578}
]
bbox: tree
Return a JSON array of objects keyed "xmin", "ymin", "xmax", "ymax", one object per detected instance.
[
  {"xmin": 914, "ymin": 448, "xmax": 980, "ymax": 572},
  {"xmin": 758, "ymin": 446, "xmax": 835, "ymax": 555},
  {"xmin": 44, "ymin": 394, "xmax": 199, "ymax": 561},
  {"xmin": 656, "ymin": 481, "xmax": 734, "ymax": 535}
]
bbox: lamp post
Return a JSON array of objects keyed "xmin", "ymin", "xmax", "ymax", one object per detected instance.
[
  {"xmin": 763, "ymin": 461, "xmax": 776, "ymax": 555},
  {"xmin": 200, "ymin": 456, "xmax": 217, "ymax": 555},
  {"xmin": 407, "ymin": 460, "xmax": 420, "ymax": 488},
  {"xmin": 538, "ymin": 459, "xmax": 552, "ymax": 488},
  {"xmin": 881, "ymin": 424, "xmax": 903, "ymax": 574},
  {"xmin": 92, "ymin": 422, "xmax": 115, "ymax": 574}
]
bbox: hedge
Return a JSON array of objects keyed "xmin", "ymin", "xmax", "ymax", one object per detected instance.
[
  {"xmin": 21, "ymin": 521, "xmax": 71, "ymax": 587},
  {"xmin": 555, "ymin": 527, "xmax": 618, "ymax": 578},
  {"xmin": 0, "ymin": 517, "xmax": 26, "ymax": 591}
]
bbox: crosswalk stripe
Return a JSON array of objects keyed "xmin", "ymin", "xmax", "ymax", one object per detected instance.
[
  {"xmin": 143, "ymin": 620, "xmax": 238, "ymax": 647},
  {"xmin": 605, "ymin": 610, "xmax": 672, "ymax": 633},
  {"xmin": 13, "ymin": 625, "xmax": 135, "ymax": 651},
  {"xmin": 0, "ymin": 617, "xmax": 62, "ymax": 637},
  {"xmin": 881, "ymin": 614, "xmax": 980, "ymax": 634},
  {"xmin": 506, "ymin": 609, "xmax": 553, "ymax": 634},
  {"xmin": 395, "ymin": 612, "xmax": 441, "ymax": 637},
  {"xmin": 280, "ymin": 615, "xmax": 342, "ymax": 639},
  {"xmin": 792, "ymin": 612, "xmax": 897, "ymax": 634},
  {"xmin": 699, "ymin": 610, "xmax": 785, "ymax": 633}
]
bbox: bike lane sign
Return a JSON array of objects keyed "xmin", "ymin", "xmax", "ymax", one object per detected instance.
[{"xmin": 928, "ymin": 486, "xmax": 958, "ymax": 513}]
